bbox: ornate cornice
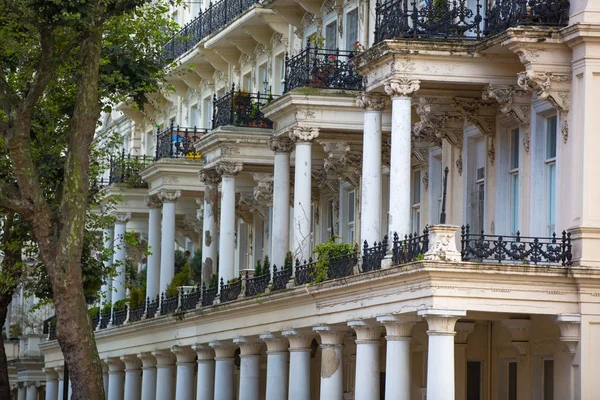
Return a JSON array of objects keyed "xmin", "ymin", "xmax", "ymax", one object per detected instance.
[
  {"xmin": 414, "ymin": 97, "xmax": 463, "ymax": 147},
  {"xmin": 482, "ymin": 84, "xmax": 531, "ymax": 124},
  {"xmin": 216, "ymin": 162, "xmax": 243, "ymax": 177},
  {"xmin": 269, "ymin": 135, "xmax": 294, "ymax": 153},
  {"xmin": 356, "ymin": 92, "xmax": 388, "ymax": 111},
  {"xmin": 253, "ymin": 173, "xmax": 274, "ymax": 207},
  {"xmin": 517, "ymin": 71, "xmax": 571, "ymax": 111},
  {"xmin": 453, "ymin": 97, "xmax": 496, "ymax": 136},
  {"xmin": 384, "ymin": 77, "xmax": 420, "ymax": 98}
]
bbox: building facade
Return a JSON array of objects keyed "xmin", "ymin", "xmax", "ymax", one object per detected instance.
[{"xmin": 39, "ymin": 0, "xmax": 600, "ymax": 399}]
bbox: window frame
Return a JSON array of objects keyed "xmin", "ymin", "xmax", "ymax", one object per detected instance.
[
  {"xmin": 344, "ymin": 8, "xmax": 359, "ymax": 51},
  {"xmin": 544, "ymin": 114, "xmax": 558, "ymax": 235},
  {"xmin": 509, "ymin": 127, "xmax": 520, "ymax": 235}
]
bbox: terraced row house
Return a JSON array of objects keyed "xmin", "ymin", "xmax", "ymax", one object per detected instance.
[{"xmin": 38, "ymin": 0, "xmax": 600, "ymax": 399}]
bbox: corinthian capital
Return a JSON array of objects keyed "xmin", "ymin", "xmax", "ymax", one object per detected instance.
[
  {"xmin": 289, "ymin": 126, "xmax": 319, "ymax": 143},
  {"xmin": 384, "ymin": 77, "xmax": 420, "ymax": 98},
  {"xmin": 113, "ymin": 212, "xmax": 131, "ymax": 223},
  {"xmin": 216, "ymin": 162, "xmax": 243, "ymax": 177},
  {"xmin": 157, "ymin": 189, "xmax": 181, "ymax": 203},
  {"xmin": 145, "ymin": 195, "xmax": 162, "ymax": 209},
  {"xmin": 199, "ymin": 168, "xmax": 221, "ymax": 186},
  {"xmin": 356, "ymin": 92, "xmax": 388, "ymax": 111},
  {"xmin": 269, "ymin": 135, "xmax": 294, "ymax": 153}
]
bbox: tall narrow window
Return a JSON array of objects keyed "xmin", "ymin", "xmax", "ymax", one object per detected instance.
[
  {"xmin": 326, "ymin": 21, "xmax": 338, "ymax": 49},
  {"xmin": 509, "ymin": 128, "xmax": 520, "ymax": 235},
  {"xmin": 469, "ymin": 139, "xmax": 486, "ymax": 234},
  {"xmin": 203, "ymin": 97, "xmax": 212, "ymax": 129},
  {"xmin": 466, "ymin": 361, "xmax": 482, "ymax": 400},
  {"xmin": 258, "ymin": 64, "xmax": 268, "ymax": 94},
  {"xmin": 508, "ymin": 362, "xmax": 517, "ymax": 400},
  {"xmin": 345, "ymin": 9, "xmax": 359, "ymax": 50},
  {"xmin": 546, "ymin": 115, "xmax": 557, "ymax": 235},
  {"xmin": 348, "ymin": 190, "xmax": 355, "ymax": 244},
  {"xmin": 543, "ymin": 359, "xmax": 554, "ymax": 400},
  {"xmin": 411, "ymin": 170, "xmax": 421, "ymax": 233},
  {"xmin": 243, "ymin": 73, "xmax": 252, "ymax": 92},
  {"xmin": 275, "ymin": 55, "xmax": 285, "ymax": 95},
  {"xmin": 190, "ymin": 104, "xmax": 199, "ymax": 128}
]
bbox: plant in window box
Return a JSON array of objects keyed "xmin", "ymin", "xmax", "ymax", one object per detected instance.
[
  {"xmin": 311, "ymin": 35, "xmax": 325, "ymax": 49},
  {"xmin": 352, "ymin": 41, "xmax": 365, "ymax": 53}
]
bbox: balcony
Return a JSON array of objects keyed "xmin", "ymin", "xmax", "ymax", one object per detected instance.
[
  {"xmin": 212, "ymin": 85, "xmax": 275, "ymax": 130},
  {"xmin": 162, "ymin": 0, "xmax": 261, "ymax": 65},
  {"xmin": 284, "ymin": 43, "xmax": 363, "ymax": 93},
  {"xmin": 155, "ymin": 125, "xmax": 208, "ymax": 160},
  {"xmin": 374, "ymin": 0, "xmax": 570, "ymax": 43},
  {"xmin": 93, "ymin": 151, "xmax": 153, "ymax": 190}
]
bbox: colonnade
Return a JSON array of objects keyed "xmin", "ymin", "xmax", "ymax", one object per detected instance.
[{"xmin": 44, "ymin": 310, "xmax": 468, "ymax": 400}]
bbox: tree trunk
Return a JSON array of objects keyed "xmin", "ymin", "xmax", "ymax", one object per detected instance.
[{"xmin": 0, "ymin": 296, "xmax": 13, "ymax": 400}]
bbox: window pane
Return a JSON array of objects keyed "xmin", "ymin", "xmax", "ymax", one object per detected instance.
[
  {"xmin": 348, "ymin": 191, "xmax": 355, "ymax": 223},
  {"xmin": 345, "ymin": 9, "xmax": 359, "ymax": 50},
  {"xmin": 544, "ymin": 360, "xmax": 554, "ymax": 400},
  {"xmin": 467, "ymin": 361, "xmax": 481, "ymax": 400},
  {"xmin": 548, "ymin": 163, "xmax": 556, "ymax": 234},
  {"xmin": 412, "ymin": 170, "xmax": 421, "ymax": 204},
  {"xmin": 546, "ymin": 115, "xmax": 557, "ymax": 159},
  {"xmin": 510, "ymin": 128, "xmax": 519, "ymax": 170},
  {"xmin": 508, "ymin": 362, "xmax": 518, "ymax": 400},
  {"xmin": 326, "ymin": 22, "xmax": 337, "ymax": 49},
  {"xmin": 511, "ymin": 174, "xmax": 519, "ymax": 235}
]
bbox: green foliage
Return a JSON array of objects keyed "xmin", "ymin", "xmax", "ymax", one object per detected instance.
[
  {"xmin": 88, "ymin": 306, "xmax": 100, "ymax": 319},
  {"xmin": 8, "ymin": 324, "xmax": 22, "ymax": 339},
  {"xmin": 209, "ymin": 274, "xmax": 218, "ymax": 289},
  {"xmin": 166, "ymin": 264, "xmax": 193, "ymax": 298},
  {"xmin": 113, "ymin": 299, "xmax": 127, "ymax": 311},
  {"xmin": 174, "ymin": 250, "xmax": 187, "ymax": 272},
  {"xmin": 262, "ymin": 255, "xmax": 271, "ymax": 280},
  {"xmin": 284, "ymin": 251, "xmax": 294, "ymax": 270},
  {"xmin": 312, "ymin": 239, "xmax": 354, "ymax": 283},
  {"xmin": 416, "ymin": 253, "xmax": 425, "ymax": 261},
  {"xmin": 102, "ymin": 304, "xmax": 112, "ymax": 315},
  {"xmin": 190, "ymin": 249, "xmax": 203, "ymax": 282},
  {"xmin": 254, "ymin": 259, "xmax": 263, "ymax": 277},
  {"xmin": 129, "ymin": 287, "xmax": 145, "ymax": 308},
  {"xmin": 136, "ymin": 268, "xmax": 147, "ymax": 289}
]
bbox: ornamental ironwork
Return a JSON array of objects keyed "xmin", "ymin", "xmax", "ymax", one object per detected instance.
[
  {"xmin": 284, "ymin": 41, "xmax": 363, "ymax": 93},
  {"xmin": 145, "ymin": 295, "xmax": 160, "ymax": 319},
  {"xmin": 362, "ymin": 236, "xmax": 388, "ymax": 272},
  {"xmin": 295, "ymin": 258, "xmax": 317, "ymax": 285},
  {"xmin": 162, "ymin": 0, "xmax": 260, "ymax": 65},
  {"xmin": 99, "ymin": 309, "xmax": 111, "ymax": 329},
  {"xmin": 392, "ymin": 228, "xmax": 429, "ymax": 264},
  {"xmin": 375, "ymin": 0, "xmax": 482, "ymax": 42},
  {"xmin": 160, "ymin": 293, "xmax": 179, "ymax": 315},
  {"xmin": 48, "ymin": 327, "xmax": 57, "ymax": 341},
  {"xmin": 245, "ymin": 271, "xmax": 270, "ymax": 297},
  {"xmin": 460, "ymin": 225, "xmax": 573, "ymax": 265},
  {"xmin": 328, "ymin": 250, "xmax": 358, "ymax": 279},
  {"xmin": 201, "ymin": 283, "xmax": 218, "ymax": 307},
  {"xmin": 128, "ymin": 303, "xmax": 145, "ymax": 323},
  {"xmin": 220, "ymin": 277, "xmax": 242, "ymax": 303},
  {"xmin": 90, "ymin": 315, "xmax": 99, "ymax": 330},
  {"xmin": 212, "ymin": 84, "xmax": 275, "ymax": 130},
  {"xmin": 272, "ymin": 265, "xmax": 292, "ymax": 291},
  {"xmin": 93, "ymin": 150, "xmax": 152, "ymax": 190},
  {"xmin": 112, "ymin": 307, "xmax": 128, "ymax": 326},
  {"xmin": 180, "ymin": 285, "xmax": 201, "ymax": 311},
  {"xmin": 156, "ymin": 125, "xmax": 208, "ymax": 160},
  {"xmin": 484, "ymin": 0, "xmax": 570, "ymax": 37}
]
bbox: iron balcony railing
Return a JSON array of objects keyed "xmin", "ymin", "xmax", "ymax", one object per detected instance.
[
  {"xmin": 392, "ymin": 229, "xmax": 430, "ymax": 264},
  {"xmin": 112, "ymin": 307, "xmax": 128, "ymax": 326},
  {"xmin": 145, "ymin": 295, "xmax": 160, "ymax": 319},
  {"xmin": 180, "ymin": 285, "xmax": 201, "ymax": 311},
  {"xmin": 156, "ymin": 125, "xmax": 208, "ymax": 160},
  {"xmin": 272, "ymin": 265, "xmax": 292, "ymax": 291},
  {"xmin": 219, "ymin": 277, "xmax": 243, "ymax": 303},
  {"xmin": 284, "ymin": 41, "xmax": 363, "ymax": 93},
  {"xmin": 128, "ymin": 303, "xmax": 145, "ymax": 323},
  {"xmin": 93, "ymin": 150, "xmax": 153, "ymax": 189},
  {"xmin": 375, "ymin": 0, "xmax": 569, "ymax": 43},
  {"xmin": 201, "ymin": 283, "xmax": 218, "ymax": 306},
  {"xmin": 212, "ymin": 84, "xmax": 275, "ymax": 130},
  {"xmin": 162, "ymin": 0, "xmax": 260, "ymax": 65},
  {"xmin": 160, "ymin": 293, "xmax": 179, "ymax": 314},
  {"xmin": 460, "ymin": 225, "xmax": 573, "ymax": 266},
  {"xmin": 244, "ymin": 271, "xmax": 270, "ymax": 296},
  {"xmin": 99, "ymin": 309, "xmax": 111, "ymax": 330}
]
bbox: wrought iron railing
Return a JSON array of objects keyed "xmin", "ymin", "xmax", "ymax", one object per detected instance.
[
  {"xmin": 145, "ymin": 296, "xmax": 160, "ymax": 319},
  {"xmin": 392, "ymin": 228, "xmax": 430, "ymax": 264},
  {"xmin": 156, "ymin": 125, "xmax": 208, "ymax": 160},
  {"xmin": 90, "ymin": 315, "xmax": 99, "ymax": 329},
  {"xmin": 160, "ymin": 293, "xmax": 179, "ymax": 315},
  {"xmin": 112, "ymin": 307, "xmax": 128, "ymax": 326},
  {"xmin": 328, "ymin": 250, "xmax": 358, "ymax": 279},
  {"xmin": 94, "ymin": 150, "xmax": 153, "ymax": 189},
  {"xmin": 272, "ymin": 265, "xmax": 292, "ymax": 291},
  {"xmin": 484, "ymin": 0, "xmax": 570, "ymax": 37},
  {"xmin": 212, "ymin": 85, "xmax": 275, "ymax": 130},
  {"xmin": 180, "ymin": 285, "xmax": 201, "ymax": 311},
  {"xmin": 295, "ymin": 258, "xmax": 317, "ymax": 285},
  {"xmin": 460, "ymin": 225, "xmax": 573, "ymax": 266},
  {"xmin": 374, "ymin": 0, "xmax": 569, "ymax": 43},
  {"xmin": 284, "ymin": 42, "xmax": 363, "ymax": 93},
  {"xmin": 129, "ymin": 304, "xmax": 145, "ymax": 323},
  {"xmin": 202, "ymin": 283, "xmax": 218, "ymax": 307},
  {"xmin": 99, "ymin": 310, "xmax": 111, "ymax": 329},
  {"xmin": 362, "ymin": 236, "xmax": 389, "ymax": 272},
  {"xmin": 48, "ymin": 327, "xmax": 57, "ymax": 341},
  {"xmin": 220, "ymin": 277, "xmax": 243, "ymax": 303},
  {"xmin": 162, "ymin": 0, "xmax": 261, "ymax": 65},
  {"xmin": 245, "ymin": 271, "xmax": 270, "ymax": 297}
]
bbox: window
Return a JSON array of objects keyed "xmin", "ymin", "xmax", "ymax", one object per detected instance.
[
  {"xmin": 411, "ymin": 170, "xmax": 421, "ymax": 233},
  {"xmin": 543, "ymin": 359, "xmax": 554, "ymax": 400},
  {"xmin": 326, "ymin": 21, "xmax": 337, "ymax": 49},
  {"xmin": 238, "ymin": 221, "xmax": 249, "ymax": 271},
  {"xmin": 509, "ymin": 128, "xmax": 520, "ymax": 235},
  {"xmin": 466, "ymin": 361, "xmax": 482, "ymax": 400},
  {"xmin": 203, "ymin": 97, "xmax": 212, "ymax": 129},
  {"xmin": 545, "ymin": 115, "xmax": 557, "ymax": 235},
  {"xmin": 276, "ymin": 55, "xmax": 285, "ymax": 95},
  {"xmin": 190, "ymin": 104, "xmax": 199, "ymax": 128},
  {"xmin": 348, "ymin": 190, "xmax": 355, "ymax": 244},
  {"xmin": 243, "ymin": 73, "xmax": 252, "ymax": 92},
  {"xmin": 345, "ymin": 9, "xmax": 359, "ymax": 50},
  {"xmin": 469, "ymin": 139, "xmax": 486, "ymax": 234},
  {"xmin": 258, "ymin": 64, "xmax": 268, "ymax": 95},
  {"xmin": 508, "ymin": 362, "xmax": 517, "ymax": 400},
  {"xmin": 171, "ymin": 10, "xmax": 179, "ymax": 24}
]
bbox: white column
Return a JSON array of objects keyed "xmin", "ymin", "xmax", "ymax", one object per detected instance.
[
  {"xmin": 356, "ymin": 93, "xmax": 388, "ymax": 246},
  {"xmin": 418, "ymin": 309, "xmax": 466, "ymax": 400},
  {"xmin": 234, "ymin": 337, "xmax": 262, "ymax": 400},
  {"xmin": 259, "ymin": 333, "xmax": 289, "ymax": 400},
  {"xmin": 145, "ymin": 195, "xmax": 162, "ymax": 300},
  {"xmin": 290, "ymin": 127, "xmax": 319, "ymax": 262},
  {"xmin": 138, "ymin": 353, "xmax": 157, "ymax": 400},
  {"xmin": 384, "ymin": 78, "xmax": 420, "ymax": 237},
  {"xmin": 45, "ymin": 369, "xmax": 59, "ymax": 400},
  {"xmin": 18, "ymin": 384, "xmax": 25, "ymax": 400},
  {"xmin": 193, "ymin": 345, "xmax": 215, "ymax": 400},
  {"xmin": 158, "ymin": 190, "xmax": 181, "ymax": 294},
  {"xmin": 112, "ymin": 213, "xmax": 131, "ymax": 303},
  {"xmin": 200, "ymin": 170, "xmax": 221, "ymax": 283},
  {"xmin": 313, "ymin": 325, "xmax": 348, "ymax": 400},
  {"xmin": 106, "ymin": 358, "xmax": 125, "ymax": 400},
  {"xmin": 216, "ymin": 163, "xmax": 242, "ymax": 283},
  {"xmin": 210, "ymin": 341, "xmax": 237, "ymax": 400},
  {"xmin": 121, "ymin": 355, "xmax": 142, "ymax": 400},
  {"xmin": 377, "ymin": 315, "xmax": 415, "ymax": 400},
  {"xmin": 283, "ymin": 330, "xmax": 313, "ymax": 400},
  {"xmin": 26, "ymin": 383, "xmax": 37, "ymax": 400},
  {"xmin": 269, "ymin": 136, "xmax": 294, "ymax": 266},
  {"xmin": 152, "ymin": 350, "xmax": 175, "ymax": 400},
  {"xmin": 454, "ymin": 323, "xmax": 475, "ymax": 400},
  {"xmin": 56, "ymin": 367, "xmax": 65, "ymax": 400},
  {"xmin": 348, "ymin": 321, "xmax": 381, "ymax": 400},
  {"xmin": 102, "ymin": 362, "xmax": 109, "ymax": 400},
  {"xmin": 173, "ymin": 346, "xmax": 196, "ymax": 400},
  {"xmin": 101, "ymin": 228, "xmax": 114, "ymax": 306}
]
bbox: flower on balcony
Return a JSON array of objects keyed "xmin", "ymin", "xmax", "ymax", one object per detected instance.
[
  {"xmin": 328, "ymin": 55, "xmax": 337, "ymax": 64},
  {"xmin": 185, "ymin": 151, "xmax": 202, "ymax": 160},
  {"xmin": 352, "ymin": 41, "xmax": 365, "ymax": 53},
  {"xmin": 311, "ymin": 35, "xmax": 325, "ymax": 49}
]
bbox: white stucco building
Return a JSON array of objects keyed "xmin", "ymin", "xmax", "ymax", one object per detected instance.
[{"xmin": 39, "ymin": 0, "xmax": 600, "ymax": 399}]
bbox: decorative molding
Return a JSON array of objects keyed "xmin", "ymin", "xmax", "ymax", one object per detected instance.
[
  {"xmin": 414, "ymin": 97, "xmax": 463, "ymax": 148},
  {"xmin": 521, "ymin": 124, "xmax": 531, "ymax": 153},
  {"xmin": 157, "ymin": 189, "xmax": 181, "ymax": 203},
  {"xmin": 487, "ymin": 139, "xmax": 495, "ymax": 165},
  {"xmin": 290, "ymin": 126, "xmax": 319, "ymax": 143},
  {"xmin": 216, "ymin": 162, "xmax": 243, "ymax": 177},
  {"xmin": 199, "ymin": 169, "xmax": 222, "ymax": 185},
  {"xmin": 411, "ymin": 148, "xmax": 429, "ymax": 165},
  {"xmin": 456, "ymin": 152, "xmax": 463, "ymax": 176},
  {"xmin": 269, "ymin": 135, "xmax": 295, "ymax": 153},
  {"xmin": 482, "ymin": 84, "xmax": 531, "ymax": 124},
  {"xmin": 556, "ymin": 314, "xmax": 581, "ymax": 356},
  {"xmin": 113, "ymin": 212, "xmax": 131, "ymax": 224},
  {"xmin": 453, "ymin": 97, "xmax": 496, "ymax": 136},
  {"xmin": 145, "ymin": 195, "xmax": 162, "ymax": 209},
  {"xmin": 253, "ymin": 173, "xmax": 274, "ymax": 207},
  {"xmin": 418, "ymin": 309, "xmax": 466, "ymax": 334},
  {"xmin": 517, "ymin": 71, "xmax": 571, "ymax": 111},
  {"xmin": 560, "ymin": 110, "xmax": 569, "ymax": 143},
  {"xmin": 356, "ymin": 92, "xmax": 388, "ymax": 111},
  {"xmin": 422, "ymin": 172, "xmax": 429, "ymax": 191},
  {"xmin": 384, "ymin": 77, "xmax": 420, "ymax": 98}
]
